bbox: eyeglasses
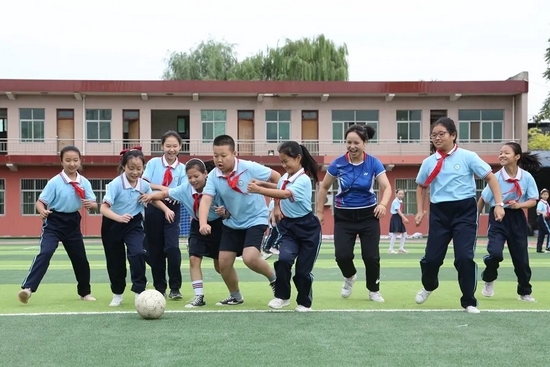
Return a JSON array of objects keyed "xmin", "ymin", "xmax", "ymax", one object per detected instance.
[{"xmin": 430, "ymin": 131, "xmax": 449, "ymax": 140}]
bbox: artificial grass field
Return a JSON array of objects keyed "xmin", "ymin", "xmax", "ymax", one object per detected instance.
[{"xmin": 0, "ymin": 237, "xmax": 549, "ymax": 366}]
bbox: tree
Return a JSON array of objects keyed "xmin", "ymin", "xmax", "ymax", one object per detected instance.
[
  {"xmin": 528, "ymin": 127, "xmax": 550, "ymax": 150},
  {"xmin": 162, "ymin": 39, "xmax": 239, "ymax": 81},
  {"xmin": 163, "ymin": 35, "xmax": 349, "ymax": 81},
  {"xmin": 539, "ymin": 37, "xmax": 550, "ymax": 119}
]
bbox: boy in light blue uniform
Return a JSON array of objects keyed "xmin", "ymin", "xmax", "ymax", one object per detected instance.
[
  {"xmin": 477, "ymin": 142, "xmax": 540, "ymax": 301},
  {"xmin": 535, "ymin": 188, "xmax": 550, "ymax": 252},
  {"xmin": 414, "ymin": 117, "xmax": 504, "ymax": 314},
  {"xmin": 19, "ymin": 146, "xmax": 97, "ymax": 304},
  {"xmin": 198, "ymin": 135, "xmax": 281, "ymax": 306}
]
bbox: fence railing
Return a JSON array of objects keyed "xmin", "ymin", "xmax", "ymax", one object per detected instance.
[{"xmin": 0, "ymin": 138, "xmax": 520, "ymax": 156}]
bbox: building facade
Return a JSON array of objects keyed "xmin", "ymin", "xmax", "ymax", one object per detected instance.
[{"xmin": 0, "ymin": 74, "xmax": 529, "ymax": 237}]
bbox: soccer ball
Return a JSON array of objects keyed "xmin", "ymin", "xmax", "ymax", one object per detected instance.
[{"xmin": 135, "ymin": 290, "xmax": 166, "ymax": 320}]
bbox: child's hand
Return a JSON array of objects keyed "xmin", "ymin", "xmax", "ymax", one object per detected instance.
[
  {"xmin": 247, "ymin": 182, "xmax": 261, "ymax": 194},
  {"xmin": 118, "ymin": 214, "xmax": 133, "ymax": 223},
  {"xmin": 39, "ymin": 208, "xmax": 52, "ymax": 219},
  {"xmin": 138, "ymin": 193, "xmax": 155, "ymax": 206},
  {"xmin": 165, "ymin": 209, "xmax": 175, "ymax": 223},
  {"xmin": 404, "ymin": 218, "xmax": 410, "ymax": 224}
]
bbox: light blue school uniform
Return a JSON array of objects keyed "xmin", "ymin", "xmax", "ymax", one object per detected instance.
[
  {"xmin": 390, "ymin": 198, "xmax": 402, "ymax": 215},
  {"xmin": 278, "ymin": 168, "xmax": 313, "ymax": 218},
  {"xmin": 143, "ymin": 156, "xmax": 185, "ymax": 189},
  {"xmin": 416, "ymin": 145, "xmax": 492, "ymax": 204},
  {"xmin": 203, "ymin": 158, "xmax": 272, "ymax": 229},
  {"xmin": 168, "ymin": 181, "xmax": 222, "ymax": 222},
  {"xmin": 327, "ymin": 152, "xmax": 385, "ymax": 209},
  {"xmin": 481, "ymin": 168, "xmax": 539, "ymax": 208},
  {"xmin": 39, "ymin": 171, "xmax": 96, "ymax": 213},
  {"xmin": 103, "ymin": 174, "xmax": 152, "ymax": 216},
  {"xmin": 537, "ymin": 200, "xmax": 549, "ymax": 217}
]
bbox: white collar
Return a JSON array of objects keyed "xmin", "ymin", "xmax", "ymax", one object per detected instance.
[
  {"xmin": 162, "ymin": 155, "xmax": 180, "ymax": 169},
  {"xmin": 283, "ymin": 168, "xmax": 305, "ymax": 183},
  {"xmin": 500, "ymin": 167, "xmax": 523, "ymax": 181},
  {"xmin": 121, "ymin": 173, "xmax": 143, "ymax": 192},
  {"xmin": 435, "ymin": 144, "xmax": 459, "ymax": 159},
  {"xmin": 60, "ymin": 171, "xmax": 81, "ymax": 184}
]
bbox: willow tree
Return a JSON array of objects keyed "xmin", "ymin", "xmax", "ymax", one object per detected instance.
[
  {"xmin": 162, "ymin": 35, "xmax": 349, "ymax": 81},
  {"xmin": 539, "ymin": 37, "xmax": 550, "ymax": 120}
]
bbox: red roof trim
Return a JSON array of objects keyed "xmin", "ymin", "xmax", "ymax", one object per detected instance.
[{"xmin": 0, "ymin": 79, "xmax": 528, "ymax": 95}]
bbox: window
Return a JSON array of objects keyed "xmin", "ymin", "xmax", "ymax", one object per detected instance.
[
  {"xmin": 0, "ymin": 109, "xmax": 7, "ymax": 154},
  {"xmin": 86, "ymin": 109, "xmax": 111, "ymax": 143},
  {"xmin": 19, "ymin": 108, "xmax": 45, "ymax": 142},
  {"xmin": 21, "ymin": 179, "xmax": 47, "ymax": 215},
  {"xmin": 396, "ymin": 110, "xmax": 421, "ymax": 143},
  {"xmin": 475, "ymin": 178, "xmax": 491, "ymax": 214},
  {"xmin": 332, "ymin": 110, "xmax": 379, "ymax": 143},
  {"xmin": 458, "ymin": 110, "xmax": 503, "ymax": 143},
  {"xmin": 0, "ymin": 179, "xmax": 5, "ymax": 215},
  {"xmin": 201, "ymin": 110, "xmax": 226, "ymax": 142},
  {"xmin": 89, "ymin": 179, "xmax": 111, "ymax": 215},
  {"xmin": 266, "ymin": 110, "xmax": 291, "ymax": 143},
  {"xmin": 394, "ymin": 179, "xmax": 418, "ymax": 215}
]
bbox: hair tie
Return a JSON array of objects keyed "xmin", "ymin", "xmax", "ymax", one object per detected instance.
[{"xmin": 119, "ymin": 146, "xmax": 143, "ymax": 156}]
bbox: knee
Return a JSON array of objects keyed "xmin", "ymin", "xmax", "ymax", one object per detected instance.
[
  {"xmin": 189, "ymin": 256, "xmax": 201, "ymax": 268},
  {"xmin": 242, "ymin": 254, "xmax": 259, "ymax": 268},
  {"xmin": 214, "ymin": 261, "xmax": 221, "ymax": 274}
]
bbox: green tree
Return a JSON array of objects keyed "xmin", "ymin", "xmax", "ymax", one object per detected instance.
[
  {"xmin": 163, "ymin": 35, "xmax": 349, "ymax": 81},
  {"xmin": 162, "ymin": 39, "xmax": 239, "ymax": 81},
  {"xmin": 539, "ymin": 37, "xmax": 550, "ymax": 119},
  {"xmin": 528, "ymin": 127, "xmax": 550, "ymax": 150}
]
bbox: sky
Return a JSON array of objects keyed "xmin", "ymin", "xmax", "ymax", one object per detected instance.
[{"xmin": 1, "ymin": 0, "xmax": 549, "ymax": 119}]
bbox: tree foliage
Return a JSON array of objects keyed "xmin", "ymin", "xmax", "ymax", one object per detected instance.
[
  {"xmin": 528, "ymin": 127, "xmax": 550, "ymax": 150},
  {"xmin": 539, "ymin": 37, "xmax": 550, "ymax": 120},
  {"xmin": 163, "ymin": 35, "xmax": 349, "ymax": 81}
]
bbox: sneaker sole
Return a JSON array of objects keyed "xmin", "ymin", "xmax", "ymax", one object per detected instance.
[
  {"xmin": 185, "ymin": 303, "xmax": 206, "ymax": 308},
  {"xmin": 268, "ymin": 302, "xmax": 290, "ymax": 309},
  {"xmin": 216, "ymin": 302, "xmax": 244, "ymax": 306},
  {"xmin": 169, "ymin": 296, "xmax": 183, "ymax": 300}
]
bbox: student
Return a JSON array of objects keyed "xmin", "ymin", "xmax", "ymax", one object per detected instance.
[
  {"xmin": 262, "ymin": 199, "xmax": 281, "ymax": 259},
  {"xmin": 142, "ymin": 131, "xmax": 186, "ymax": 300},
  {"xmin": 198, "ymin": 135, "xmax": 281, "ymax": 305},
  {"xmin": 248, "ymin": 141, "xmax": 322, "ymax": 311},
  {"xmin": 535, "ymin": 188, "xmax": 550, "ymax": 253},
  {"xmin": 414, "ymin": 117, "xmax": 505, "ymax": 314},
  {"xmin": 18, "ymin": 146, "xmax": 97, "ymax": 304},
  {"xmin": 388, "ymin": 189, "xmax": 409, "ymax": 254},
  {"xmin": 140, "ymin": 158, "xmax": 228, "ymax": 307},
  {"xmin": 316, "ymin": 124, "xmax": 392, "ymax": 302},
  {"xmin": 100, "ymin": 148, "xmax": 175, "ymax": 307},
  {"xmin": 478, "ymin": 142, "xmax": 540, "ymax": 301}
]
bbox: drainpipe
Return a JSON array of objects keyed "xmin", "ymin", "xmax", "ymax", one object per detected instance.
[
  {"xmin": 512, "ymin": 96, "xmax": 515, "ymax": 142},
  {"xmin": 81, "ymin": 94, "xmax": 87, "ymax": 154}
]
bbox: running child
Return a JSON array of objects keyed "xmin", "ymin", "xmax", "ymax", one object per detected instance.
[{"xmin": 388, "ymin": 189, "xmax": 409, "ymax": 254}]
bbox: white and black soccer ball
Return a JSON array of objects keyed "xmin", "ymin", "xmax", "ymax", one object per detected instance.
[{"xmin": 135, "ymin": 290, "xmax": 166, "ymax": 320}]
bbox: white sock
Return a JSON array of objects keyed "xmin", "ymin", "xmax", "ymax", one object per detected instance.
[
  {"xmin": 399, "ymin": 233, "xmax": 407, "ymax": 250},
  {"xmin": 389, "ymin": 233, "xmax": 397, "ymax": 251},
  {"xmin": 192, "ymin": 280, "xmax": 204, "ymax": 296}
]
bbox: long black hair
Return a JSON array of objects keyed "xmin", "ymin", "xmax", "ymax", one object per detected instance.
[
  {"xmin": 503, "ymin": 142, "xmax": 541, "ymax": 172},
  {"xmin": 278, "ymin": 141, "xmax": 318, "ymax": 185}
]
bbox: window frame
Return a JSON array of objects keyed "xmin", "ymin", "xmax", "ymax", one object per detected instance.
[
  {"xmin": 394, "ymin": 178, "xmax": 418, "ymax": 215},
  {"xmin": 458, "ymin": 109, "xmax": 504, "ymax": 143},
  {"xmin": 331, "ymin": 110, "xmax": 379, "ymax": 143},
  {"xmin": 19, "ymin": 108, "xmax": 45, "ymax": 143},
  {"xmin": 85, "ymin": 109, "xmax": 112, "ymax": 143},
  {"xmin": 475, "ymin": 178, "xmax": 491, "ymax": 214},
  {"xmin": 88, "ymin": 179, "xmax": 112, "ymax": 215},
  {"xmin": 396, "ymin": 110, "xmax": 422, "ymax": 143},
  {"xmin": 265, "ymin": 110, "xmax": 291, "ymax": 143},
  {"xmin": 20, "ymin": 179, "xmax": 48, "ymax": 215},
  {"xmin": 0, "ymin": 179, "xmax": 5, "ymax": 215},
  {"xmin": 201, "ymin": 110, "xmax": 226, "ymax": 143}
]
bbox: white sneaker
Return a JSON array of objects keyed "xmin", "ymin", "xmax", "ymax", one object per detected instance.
[
  {"xmin": 109, "ymin": 294, "xmax": 123, "ymax": 307},
  {"xmin": 341, "ymin": 274, "xmax": 357, "ymax": 298},
  {"xmin": 388, "ymin": 250, "xmax": 398, "ymax": 254},
  {"xmin": 369, "ymin": 291, "xmax": 385, "ymax": 302},
  {"xmin": 295, "ymin": 305, "xmax": 312, "ymax": 312},
  {"xmin": 465, "ymin": 306, "xmax": 481, "ymax": 314},
  {"xmin": 415, "ymin": 288, "xmax": 432, "ymax": 304},
  {"xmin": 482, "ymin": 281, "xmax": 494, "ymax": 297},
  {"xmin": 134, "ymin": 292, "xmax": 140, "ymax": 305},
  {"xmin": 262, "ymin": 252, "xmax": 273, "ymax": 260},
  {"xmin": 518, "ymin": 295, "xmax": 536, "ymax": 302},
  {"xmin": 268, "ymin": 298, "xmax": 290, "ymax": 309}
]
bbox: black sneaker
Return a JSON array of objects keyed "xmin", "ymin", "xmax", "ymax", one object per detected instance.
[
  {"xmin": 185, "ymin": 295, "xmax": 206, "ymax": 308},
  {"xmin": 169, "ymin": 290, "xmax": 183, "ymax": 300},
  {"xmin": 216, "ymin": 296, "xmax": 244, "ymax": 306},
  {"xmin": 270, "ymin": 281, "xmax": 276, "ymax": 295}
]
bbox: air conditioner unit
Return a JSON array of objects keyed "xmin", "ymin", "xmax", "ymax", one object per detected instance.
[{"xmin": 325, "ymin": 193, "xmax": 334, "ymax": 206}]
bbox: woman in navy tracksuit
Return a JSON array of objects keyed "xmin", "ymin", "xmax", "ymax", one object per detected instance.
[{"xmin": 248, "ymin": 141, "xmax": 322, "ymax": 311}]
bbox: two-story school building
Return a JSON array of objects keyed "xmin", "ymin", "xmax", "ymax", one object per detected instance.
[{"xmin": 0, "ymin": 73, "xmax": 529, "ymax": 237}]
